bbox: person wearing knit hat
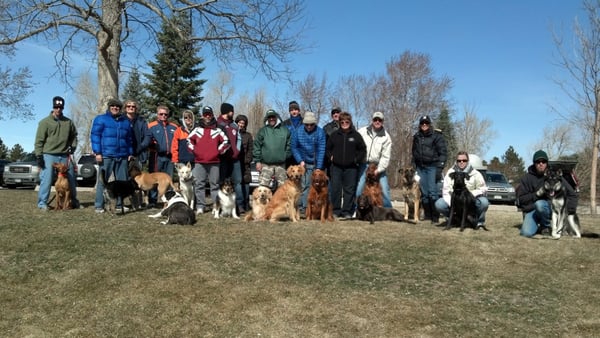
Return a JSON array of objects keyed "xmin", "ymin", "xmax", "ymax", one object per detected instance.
[
  {"xmin": 34, "ymin": 95, "xmax": 80, "ymax": 210},
  {"xmin": 356, "ymin": 111, "xmax": 394, "ymax": 210},
  {"xmin": 291, "ymin": 111, "xmax": 326, "ymax": 215},
  {"xmin": 517, "ymin": 149, "xmax": 578, "ymax": 238},
  {"xmin": 324, "ymin": 107, "xmax": 342, "ymax": 137},
  {"xmin": 282, "ymin": 101, "xmax": 303, "ymax": 167},
  {"xmin": 253, "ymin": 109, "xmax": 291, "ymax": 188},
  {"xmin": 216, "ymin": 102, "xmax": 244, "ymax": 213},
  {"xmin": 235, "ymin": 114, "xmax": 254, "ymax": 212},
  {"xmin": 412, "ymin": 114, "xmax": 447, "ymax": 223},
  {"xmin": 107, "ymin": 98, "xmax": 123, "ymax": 108}
]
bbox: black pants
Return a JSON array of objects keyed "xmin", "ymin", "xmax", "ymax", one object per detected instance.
[{"xmin": 330, "ymin": 164, "xmax": 358, "ymax": 217}]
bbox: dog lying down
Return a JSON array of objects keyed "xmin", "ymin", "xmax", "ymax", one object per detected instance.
[
  {"xmin": 356, "ymin": 195, "xmax": 414, "ymax": 225},
  {"xmin": 148, "ymin": 190, "xmax": 196, "ymax": 225}
]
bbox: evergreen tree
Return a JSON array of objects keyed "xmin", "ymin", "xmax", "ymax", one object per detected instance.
[
  {"xmin": 487, "ymin": 156, "xmax": 503, "ymax": 172},
  {"xmin": 121, "ymin": 67, "xmax": 152, "ymax": 116},
  {"xmin": 436, "ymin": 106, "xmax": 456, "ymax": 164},
  {"xmin": 502, "ymin": 146, "xmax": 525, "ymax": 183},
  {"xmin": 9, "ymin": 144, "xmax": 25, "ymax": 161},
  {"xmin": 145, "ymin": 13, "xmax": 206, "ymax": 120},
  {"xmin": 0, "ymin": 138, "xmax": 8, "ymax": 159}
]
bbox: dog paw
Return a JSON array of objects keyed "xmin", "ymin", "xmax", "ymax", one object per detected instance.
[{"xmin": 160, "ymin": 220, "xmax": 167, "ymax": 225}]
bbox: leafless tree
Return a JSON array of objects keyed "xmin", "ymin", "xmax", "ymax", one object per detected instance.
[
  {"xmin": 0, "ymin": 0, "xmax": 306, "ymax": 114},
  {"xmin": 454, "ymin": 104, "xmax": 497, "ymax": 156},
  {"xmin": 205, "ymin": 69, "xmax": 235, "ymax": 107},
  {"xmin": 246, "ymin": 88, "xmax": 268, "ymax": 137},
  {"xmin": 531, "ymin": 122, "xmax": 578, "ymax": 159},
  {"xmin": 70, "ymin": 72, "xmax": 98, "ymax": 158},
  {"xmin": 293, "ymin": 73, "xmax": 331, "ymax": 123},
  {"xmin": 552, "ymin": 0, "xmax": 599, "ymax": 213}
]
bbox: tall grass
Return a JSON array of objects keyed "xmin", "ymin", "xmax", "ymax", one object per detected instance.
[{"xmin": 1, "ymin": 189, "xmax": 598, "ymax": 337}]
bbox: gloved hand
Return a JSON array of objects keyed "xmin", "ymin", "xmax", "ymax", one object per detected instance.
[
  {"xmin": 67, "ymin": 146, "xmax": 73, "ymax": 154},
  {"xmin": 36, "ymin": 155, "xmax": 45, "ymax": 169}
]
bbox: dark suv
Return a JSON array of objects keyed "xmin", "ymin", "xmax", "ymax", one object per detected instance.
[{"xmin": 76, "ymin": 154, "xmax": 99, "ymax": 186}]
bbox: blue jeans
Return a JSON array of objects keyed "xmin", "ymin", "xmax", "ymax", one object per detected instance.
[
  {"xmin": 300, "ymin": 165, "xmax": 315, "ymax": 211},
  {"xmin": 520, "ymin": 200, "xmax": 551, "ymax": 237},
  {"xmin": 38, "ymin": 154, "xmax": 78, "ymax": 209},
  {"xmin": 95, "ymin": 157, "xmax": 129, "ymax": 209},
  {"xmin": 417, "ymin": 165, "xmax": 438, "ymax": 202},
  {"xmin": 355, "ymin": 164, "xmax": 392, "ymax": 208},
  {"xmin": 148, "ymin": 155, "xmax": 174, "ymax": 204},
  {"xmin": 435, "ymin": 196, "xmax": 490, "ymax": 224}
]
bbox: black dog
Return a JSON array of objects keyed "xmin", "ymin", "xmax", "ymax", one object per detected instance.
[
  {"xmin": 149, "ymin": 190, "xmax": 196, "ymax": 225},
  {"xmin": 100, "ymin": 169, "xmax": 140, "ymax": 215},
  {"xmin": 445, "ymin": 171, "xmax": 478, "ymax": 231},
  {"xmin": 356, "ymin": 195, "xmax": 409, "ymax": 224}
]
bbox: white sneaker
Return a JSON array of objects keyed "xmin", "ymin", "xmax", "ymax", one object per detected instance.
[
  {"xmin": 196, "ymin": 209, "xmax": 204, "ymax": 215},
  {"xmin": 95, "ymin": 208, "xmax": 105, "ymax": 214}
]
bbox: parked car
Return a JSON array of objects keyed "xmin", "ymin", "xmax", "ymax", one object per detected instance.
[
  {"xmin": 484, "ymin": 171, "xmax": 516, "ymax": 204},
  {"xmin": 0, "ymin": 159, "xmax": 11, "ymax": 186},
  {"xmin": 3, "ymin": 153, "xmax": 43, "ymax": 189},
  {"xmin": 76, "ymin": 154, "xmax": 99, "ymax": 186}
]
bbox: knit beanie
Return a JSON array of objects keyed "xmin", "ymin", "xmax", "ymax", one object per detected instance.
[
  {"xmin": 220, "ymin": 102, "xmax": 234, "ymax": 115},
  {"xmin": 532, "ymin": 150, "xmax": 548, "ymax": 162},
  {"xmin": 289, "ymin": 101, "xmax": 300, "ymax": 111}
]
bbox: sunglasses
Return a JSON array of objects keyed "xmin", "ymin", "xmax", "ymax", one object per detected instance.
[
  {"xmin": 126, "ymin": 105, "xmax": 136, "ymax": 108},
  {"xmin": 372, "ymin": 118, "xmax": 383, "ymax": 122},
  {"xmin": 184, "ymin": 116, "xmax": 193, "ymax": 119},
  {"xmin": 340, "ymin": 120, "xmax": 351, "ymax": 125},
  {"xmin": 305, "ymin": 123, "xmax": 316, "ymax": 127},
  {"xmin": 157, "ymin": 113, "xmax": 168, "ymax": 116},
  {"xmin": 420, "ymin": 121, "xmax": 430, "ymax": 125},
  {"xmin": 535, "ymin": 159, "xmax": 547, "ymax": 164},
  {"xmin": 456, "ymin": 159, "xmax": 468, "ymax": 163},
  {"xmin": 110, "ymin": 105, "xmax": 121, "ymax": 108}
]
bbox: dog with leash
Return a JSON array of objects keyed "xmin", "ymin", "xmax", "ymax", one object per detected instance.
[
  {"xmin": 100, "ymin": 168, "xmax": 140, "ymax": 215},
  {"xmin": 536, "ymin": 169, "xmax": 581, "ymax": 239},
  {"xmin": 444, "ymin": 171, "xmax": 478, "ymax": 231},
  {"xmin": 52, "ymin": 162, "xmax": 72, "ymax": 210}
]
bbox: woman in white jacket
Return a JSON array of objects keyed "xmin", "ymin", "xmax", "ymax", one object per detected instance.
[{"xmin": 435, "ymin": 151, "xmax": 489, "ymax": 229}]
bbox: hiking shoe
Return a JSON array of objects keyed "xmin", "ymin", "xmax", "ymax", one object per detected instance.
[
  {"xmin": 95, "ymin": 208, "xmax": 105, "ymax": 214},
  {"xmin": 39, "ymin": 206, "xmax": 49, "ymax": 211}
]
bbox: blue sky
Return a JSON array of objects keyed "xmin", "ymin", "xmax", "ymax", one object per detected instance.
[{"xmin": 1, "ymin": 0, "xmax": 585, "ymax": 162}]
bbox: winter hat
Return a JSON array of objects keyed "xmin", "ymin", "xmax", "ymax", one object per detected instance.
[
  {"xmin": 220, "ymin": 102, "xmax": 234, "ymax": 115},
  {"xmin": 303, "ymin": 112, "xmax": 317, "ymax": 124},
  {"xmin": 265, "ymin": 109, "xmax": 278, "ymax": 118},
  {"xmin": 289, "ymin": 101, "xmax": 300, "ymax": 111},
  {"xmin": 107, "ymin": 99, "xmax": 123, "ymax": 108},
  {"xmin": 533, "ymin": 150, "xmax": 548, "ymax": 162},
  {"xmin": 372, "ymin": 111, "xmax": 384, "ymax": 120},
  {"xmin": 235, "ymin": 114, "xmax": 248, "ymax": 124},
  {"xmin": 202, "ymin": 106, "xmax": 214, "ymax": 115},
  {"xmin": 419, "ymin": 115, "xmax": 432, "ymax": 124},
  {"xmin": 52, "ymin": 96, "xmax": 65, "ymax": 108},
  {"xmin": 331, "ymin": 106, "xmax": 342, "ymax": 115}
]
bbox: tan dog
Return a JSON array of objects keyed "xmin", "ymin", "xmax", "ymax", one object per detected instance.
[
  {"xmin": 128, "ymin": 162, "xmax": 175, "ymax": 205},
  {"xmin": 362, "ymin": 163, "xmax": 383, "ymax": 207},
  {"xmin": 52, "ymin": 162, "xmax": 71, "ymax": 210},
  {"xmin": 245, "ymin": 186, "xmax": 273, "ymax": 221},
  {"xmin": 264, "ymin": 165, "xmax": 305, "ymax": 222},
  {"xmin": 398, "ymin": 167, "xmax": 421, "ymax": 222},
  {"xmin": 306, "ymin": 169, "xmax": 333, "ymax": 222}
]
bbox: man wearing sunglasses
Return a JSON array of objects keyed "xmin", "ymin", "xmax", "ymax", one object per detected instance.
[
  {"xmin": 517, "ymin": 150, "xmax": 577, "ymax": 237},
  {"xmin": 147, "ymin": 105, "xmax": 178, "ymax": 208},
  {"xmin": 435, "ymin": 152, "xmax": 489, "ymax": 229}
]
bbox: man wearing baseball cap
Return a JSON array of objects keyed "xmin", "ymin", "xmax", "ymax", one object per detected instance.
[{"xmin": 34, "ymin": 95, "xmax": 80, "ymax": 210}]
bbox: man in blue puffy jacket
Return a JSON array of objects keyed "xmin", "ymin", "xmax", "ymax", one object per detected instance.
[{"xmin": 91, "ymin": 98, "xmax": 134, "ymax": 213}]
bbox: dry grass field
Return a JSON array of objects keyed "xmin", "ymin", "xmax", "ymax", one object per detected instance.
[{"xmin": 1, "ymin": 188, "xmax": 599, "ymax": 337}]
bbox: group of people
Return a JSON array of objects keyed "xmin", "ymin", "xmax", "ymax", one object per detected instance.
[{"xmin": 34, "ymin": 95, "xmax": 577, "ymax": 238}]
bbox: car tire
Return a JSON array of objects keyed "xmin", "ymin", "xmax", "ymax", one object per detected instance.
[
  {"xmin": 7, "ymin": 184, "xmax": 16, "ymax": 189},
  {"xmin": 79, "ymin": 164, "xmax": 97, "ymax": 180}
]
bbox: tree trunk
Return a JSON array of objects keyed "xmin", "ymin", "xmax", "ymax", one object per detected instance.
[
  {"xmin": 590, "ymin": 88, "xmax": 599, "ymax": 215},
  {"xmin": 97, "ymin": 0, "xmax": 123, "ymax": 113}
]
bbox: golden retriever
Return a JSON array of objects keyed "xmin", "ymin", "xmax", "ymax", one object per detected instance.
[
  {"xmin": 52, "ymin": 162, "xmax": 71, "ymax": 210},
  {"xmin": 362, "ymin": 163, "xmax": 383, "ymax": 207},
  {"xmin": 306, "ymin": 169, "xmax": 333, "ymax": 222},
  {"xmin": 264, "ymin": 165, "xmax": 305, "ymax": 222},
  {"xmin": 244, "ymin": 185, "xmax": 273, "ymax": 221}
]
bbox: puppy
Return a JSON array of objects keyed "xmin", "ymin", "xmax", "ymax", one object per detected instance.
[
  {"xmin": 306, "ymin": 169, "xmax": 333, "ymax": 222},
  {"xmin": 356, "ymin": 195, "xmax": 409, "ymax": 224},
  {"xmin": 176, "ymin": 162, "xmax": 195, "ymax": 209},
  {"xmin": 128, "ymin": 162, "xmax": 175, "ymax": 205},
  {"xmin": 245, "ymin": 185, "xmax": 273, "ymax": 221},
  {"xmin": 213, "ymin": 177, "xmax": 239, "ymax": 219},
  {"xmin": 100, "ymin": 169, "xmax": 140, "ymax": 215},
  {"xmin": 148, "ymin": 190, "xmax": 196, "ymax": 225},
  {"xmin": 52, "ymin": 162, "xmax": 71, "ymax": 210},
  {"xmin": 264, "ymin": 165, "xmax": 305, "ymax": 222},
  {"xmin": 445, "ymin": 171, "xmax": 478, "ymax": 231},
  {"xmin": 362, "ymin": 163, "xmax": 383, "ymax": 207},
  {"xmin": 398, "ymin": 167, "xmax": 421, "ymax": 222}
]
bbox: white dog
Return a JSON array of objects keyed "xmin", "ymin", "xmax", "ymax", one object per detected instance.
[{"xmin": 176, "ymin": 162, "xmax": 194, "ymax": 210}]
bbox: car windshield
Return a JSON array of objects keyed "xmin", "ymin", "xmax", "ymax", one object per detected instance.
[{"xmin": 486, "ymin": 173, "xmax": 508, "ymax": 184}]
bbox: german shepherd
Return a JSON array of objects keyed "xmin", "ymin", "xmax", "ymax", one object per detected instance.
[
  {"xmin": 537, "ymin": 169, "xmax": 581, "ymax": 239},
  {"xmin": 398, "ymin": 167, "xmax": 421, "ymax": 222}
]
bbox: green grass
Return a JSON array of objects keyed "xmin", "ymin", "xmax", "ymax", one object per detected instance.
[{"xmin": 1, "ymin": 189, "xmax": 599, "ymax": 337}]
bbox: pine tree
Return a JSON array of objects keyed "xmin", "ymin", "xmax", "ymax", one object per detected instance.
[
  {"xmin": 502, "ymin": 146, "xmax": 525, "ymax": 183},
  {"xmin": 9, "ymin": 144, "xmax": 25, "ymax": 162},
  {"xmin": 121, "ymin": 67, "xmax": 152, "ymax": 116},
  {"xmin": 0, "ymin": 138, "xmax": 8, "ymax": 159},
  {"xmin": 436, "ymin": 106, "xmax": 456, "ymax": 165},
  {"xmin": 145, "ymin": 13, "xmax": 206, "ymax": 120}
]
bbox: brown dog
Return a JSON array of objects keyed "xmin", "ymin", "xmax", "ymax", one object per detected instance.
[
  {"xmin": 398, "ymin": 167, "xmax": 421, "ymax": 223},
  {"xmin": 306, "ymin": 169, "xmax": 333, "ymax": 222},
  {"xmin": 244, "ymin": 185, "xmax": 273, "ymax": 221},
  {"xmin": 52, "ymin": 162, "xmax": 71, "ymax": 210},
  {"xmin": 264, "ymin": 165, "xmax": 305, "ymax": 222},
  {"xmin": 128, "ymin": 162, "xmax": 175, "ymax": 205},
  {"xmin": 362, "ymin": 163, "xmax": 383, "ymax": 207}
]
